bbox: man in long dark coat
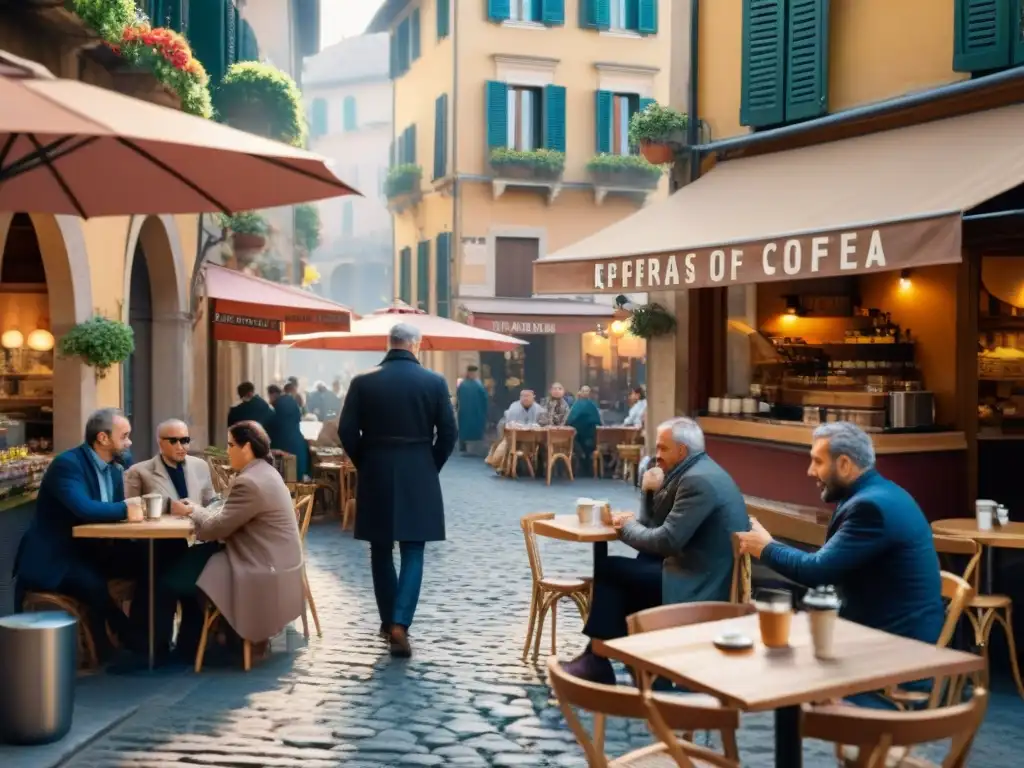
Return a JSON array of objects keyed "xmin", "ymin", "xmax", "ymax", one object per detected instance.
[
  {"xmin": 226, "ymin": 381, "xmax": 273, "ymax": 429},
  {"xmin": 338, "ymin": 322, "xmax": 457, "ymax": 657},
  {"xmin": 456, "ymin": 365, "xmax": 488, "ymax": 453},
  {"xmin": 266, "ymin": 384, "xmax": 311, "ymax": 480}
]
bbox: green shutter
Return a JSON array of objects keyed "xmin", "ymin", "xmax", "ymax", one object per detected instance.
[
  {"xmin": 580, "ymin": 0, "xmax": 610, "ymax": 29},
  {"xmin": 434, "ymin": 94, "xmax": 448, "ymax": 179},
  {"xmin": 411, "ymin": 8, "xmax": 422, "ymax": 61},
  {"xmin": 344, "ymin": 97, "xmax": 357, "ymax": 131},
  {"xmin": 489, "ymin": 0, "xmax": 511, "ymax": 22},
  {"xmin": 399, "ymin": 247, "xmax": 412, "ymax": 304},
  {"xmin": 189, "ymin": 0, "xmax": 228, "ymax": 86},
  {"xmin": 542, "ymin": 85, "xmax": 566, "ymax": 153},
  {"xmin": 486, "ymin": 81, "xmax": 509, "ymax": 149},
  {"xmin": 435, "ymin": 233, "xmax": 452, "ymax": 319},
  {"xmin": 595, "ymin": 90, "xmax": 612, "ymax": 153},
  {"xmin": 397, "ymin": 17, "xmax": 411, "ymax": 73},
  {"xmin": 784, "ymin": 0, "xmax": 830, "ymax": 122},
  {"xmin": 740, "ymin": 0, "xmax": 786, "ymax": 128},
  {"xmin": 407, "ymin": 124, "xmax": 417, "ymax": 164},
  {"xmin": 639, "ymin": 97, "xmax": 656, "ymax": 114},
  {"xmin": 953, "ymin": 0, "xmax": 1013, "ymax": 71},
  {"xmin": 389, "ymin": 30, "xmax": 398, "ymax": 77},
  {"xmin": 225, "ymin": 2, "xmax": 238, "ymax": 66},
  {"xmin": 1015, "ymin": 0, "xmax": 1024, "ymax": 63},
  {"xmin": 541, "ymin": 0, "xmax": 565, "ymax": 25},
  {"xmin": 239, "ymin": 20, "xmax": 259, "ymax": 61},
  {"xmin": 153, "ymin": 0, "xmax": 184, "ymax": 30},
  {"xmin": 310, "ymin": 98, "xmax": 327, "ymax": 137},
  {"xmin": 437, "ymin": 0, "xmax": 451, "ymax": 38},
  {"xmin": 637, "ymin": 0, "xmax": 657, "ymax": 34},
  {"xmin": 416, "ymin": 241, "xmax": 430, "ymax": 311}
]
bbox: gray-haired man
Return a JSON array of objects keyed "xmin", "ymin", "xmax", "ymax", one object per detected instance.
[{"xmin": 564, "ymin": 417, "xmax": 750, "ymax": 684}]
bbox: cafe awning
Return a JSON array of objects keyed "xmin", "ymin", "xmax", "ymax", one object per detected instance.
[
  {"xmin": 460, "ymin": 297, "xmax": 615, "ymax": 335},
  {"xmin": 204, "ymin": 263, "xmax": 353, "ymax": 344},
  {"xmin": 534, "ymin": 103, "xmax": 1024, "ymax": 295}
]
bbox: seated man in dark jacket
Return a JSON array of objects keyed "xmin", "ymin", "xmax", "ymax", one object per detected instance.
[
  {"xmin": 564, "ymin": 417, "xmax": 750, "ymax": 684},
  {"xmin": 738, "ymin": 421, "xmax": 944, "ymax": 705}
]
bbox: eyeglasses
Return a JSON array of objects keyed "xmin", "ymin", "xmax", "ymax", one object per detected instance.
[{"xmin": 162, "ymin": 436, "xmax": 191, "ymax": 445}]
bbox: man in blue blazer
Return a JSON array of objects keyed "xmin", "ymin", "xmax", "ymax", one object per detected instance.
[
  {"xmin": 16, "ymin": 408, "xmax": 145, "ymax": 657},
  {"xmin": 738, "ymin": 420, "xmax": 944, "ymax": 649}
]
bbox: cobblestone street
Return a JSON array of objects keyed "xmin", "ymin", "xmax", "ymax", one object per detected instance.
[{"xmin": 61, "ymin": 457, "xmax": 1023, "ymax": 767}]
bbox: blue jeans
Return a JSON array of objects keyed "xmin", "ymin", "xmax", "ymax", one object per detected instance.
[{"xmin": 370, "ymin": 541, "xmax": 426, "ymax": 629}]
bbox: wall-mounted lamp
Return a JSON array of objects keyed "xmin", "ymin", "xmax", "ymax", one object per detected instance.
[
  {"xmin": 609, "ymin": 319, "xmax": 628, "ymax": 336},
  {"xmin": 899, "ymin": 269, "xmax": 912, "ymax": 291},
  {"xmin": 783, "ymin": 295, "xmax": 804, "ymax": 316},
  {"xmin": 26, "ymin": 329, "xmax": 54, "ymax": 352}
]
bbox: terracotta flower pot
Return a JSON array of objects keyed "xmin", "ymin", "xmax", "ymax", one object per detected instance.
[
  {"xmin": 639, "ymin": 141, "xmax": 675, "ymax": 165},
  {"xmin": 232, "ymin": 232, "xmax": 267, "ymax": 251}
]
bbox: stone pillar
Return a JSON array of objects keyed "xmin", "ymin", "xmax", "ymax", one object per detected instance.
[
  {"xmin": 644, "ymin": 291, "xmax": 690, "ymax": 450},
  {"xmin": 50, "ymin": 321, "xmax": 96, "ymax": 453},
  {"xmin": 151, "ymin": 311, "xmax": 192, "ymax": 430}
]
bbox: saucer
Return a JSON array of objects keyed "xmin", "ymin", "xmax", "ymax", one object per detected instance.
[{"xmin": 713, "ymin": 632, "xmax": 754, "ymax": 651}]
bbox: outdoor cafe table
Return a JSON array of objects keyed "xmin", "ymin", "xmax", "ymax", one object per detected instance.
[
  {"xmin": 532, "ymin": 514, "xmax": 617, "ymax": 570},
  {"xmin": 73, "ymin": 517, "xmax": 194, "ymax": 670},
  {"xmin": 593, "ymin": 613, "xmax": 984, "ymax": 768},
  {"xmin": 931, "ymin": 518, "xmax": 1024, "ymax": 591}
]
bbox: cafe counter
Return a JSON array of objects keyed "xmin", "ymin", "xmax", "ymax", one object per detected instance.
[{"xmin": 699, "ymin": 417, "xmax": 968, "ymax": 520}]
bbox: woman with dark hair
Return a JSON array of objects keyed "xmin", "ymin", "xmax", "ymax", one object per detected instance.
[{"xmin": 165, "ymin": 421, "xmax": 304, "ymax": 661}]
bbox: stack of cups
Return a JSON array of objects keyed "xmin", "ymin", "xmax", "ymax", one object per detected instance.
[
  {"xmin": 976, "ymin": 500, "xmax": 997, "ymax": 532},
  {"xmin": 804, "ymin": 586, "xmax": 840, "ymax": 660}
]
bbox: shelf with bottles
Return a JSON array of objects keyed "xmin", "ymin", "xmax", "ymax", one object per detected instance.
[{"xmin": 0, "ymin": 445, "xmax": 51, "ymax": 508}]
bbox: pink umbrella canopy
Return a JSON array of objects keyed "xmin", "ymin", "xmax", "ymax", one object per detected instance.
[
  {"xmin": 284, "ymin": 302, "xmax": 528, "ymax": 352},
  {"xmin": 0, "ymin": 50, "xmax": 357, "ymax": 217}
]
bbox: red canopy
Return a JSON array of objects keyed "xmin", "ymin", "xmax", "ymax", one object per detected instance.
[{"xmin": 283, "ymin": 302, "xmax": 526, "ymax": 352}]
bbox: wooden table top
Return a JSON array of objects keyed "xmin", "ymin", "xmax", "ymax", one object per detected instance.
[
  {"xmin": 594, "ymin": 614, "xmax": 983, "ymax": 712},
  {"xmin": 532, "ymin": 514, "xmax": 618, "ymax": 543},
  {"xmin": 932, "ymin": 518, "xmax": 1024, "ymax": 549},
  {"xmin": 73, "ymin": 516, "xmax": 194, "ymax": 540}
]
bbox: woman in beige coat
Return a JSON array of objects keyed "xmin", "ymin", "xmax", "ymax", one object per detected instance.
[{"xmin": 182, "ymin": 421, "xmax": 305, "ymax": 652}]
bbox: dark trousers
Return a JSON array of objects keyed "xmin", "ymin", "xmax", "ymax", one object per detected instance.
[
  {"xmin": 370, "ymin": 541, "xmax": 426, "ymax": 629},
  {"xmin": 583, "ymin": 552, "xmax": 664, "ymax": 640},
  {"xmin": 160, "ymin": 542, "xmax": 223, "ymax": 656},
  {"xmin": 53, "ymin": 558, "xmax": 140, "ymax": 658}
]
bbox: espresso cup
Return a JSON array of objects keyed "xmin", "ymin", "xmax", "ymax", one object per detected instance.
[{"xmin": 754, "ymin": 589, "xmax": 793, "ymax": 649}]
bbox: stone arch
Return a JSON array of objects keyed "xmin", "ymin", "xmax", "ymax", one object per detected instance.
[
  {"xmin": 122, "ymin": 215, "xmax": 190, "ymax": 456},
  {"xmin": 0, "ymin": 212, "xmax": 95, "ymax": 452}
]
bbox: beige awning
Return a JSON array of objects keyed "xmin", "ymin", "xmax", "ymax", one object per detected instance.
[{"xmin": 534, "ymin": 104, "xmax": 1024, "ymax": 295}]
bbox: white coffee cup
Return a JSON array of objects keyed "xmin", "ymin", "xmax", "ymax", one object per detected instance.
[
  {"xmin": 976, "ymin": 500, "xmax": 997, "ymax": 532},
  {"xmin": 804, "ymin": 586, "xmax": 840, "ymax": 660},
  {"xmin": 996, "ymin": 505, "xmax": 1009, "ymax": 526}
]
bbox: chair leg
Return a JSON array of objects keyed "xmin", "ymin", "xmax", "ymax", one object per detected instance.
[
  {"xmin": 242, "ymin": 640, "xmax": 252, "ymax": 672},
  {"xmin": 550, "ymin": 598, "xmax": 558, "ymax": 655},
  {"xmin": 194, "ymin": 608, "xmax": 216, "ymax": 673},
  {"xmin": 994, "ymin": 606, "xmax": 1024, "ymax": 699},
  {"xmin": 546, "ymin": 456, "xmax": 554, "ymax": 486},
  {"xmin": 523, "ymin": 585, "xmax": 540, "ymax": 662},
  {"xmin": 532, "ymin": 593, "xmax": 555, "ymax": 660},
  {"xmin": 303, "ymin": 568, "xmax": 322, "ymax": 638}
]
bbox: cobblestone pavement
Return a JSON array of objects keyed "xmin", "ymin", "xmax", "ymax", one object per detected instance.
[{"xmin": 65, "ymin": 457, "xmax": 1022, "ymax": 767}]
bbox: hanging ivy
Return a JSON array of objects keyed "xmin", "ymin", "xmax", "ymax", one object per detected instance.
[{"xmin": 628, "ymin": 303, "xmax": 676, "ymax": 339}]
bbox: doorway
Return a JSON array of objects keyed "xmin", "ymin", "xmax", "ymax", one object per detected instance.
[{"xmin": 126, "ymin": 245, "xmax": 154, "ymax": 457}]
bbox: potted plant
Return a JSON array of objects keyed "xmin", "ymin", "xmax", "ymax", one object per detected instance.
[
  {"xmin": 214, "ymin": 61, "xmax": 307, "ymax": 146},
  {"xmin": 586, "ymin": 153, "xmax": 663, "ymax": 188},
  {"xmin": 628, "ymin": 303, "xmax": 676, "ymax": 339},
  {"xmin": 66, "ymin": 0, "xmax": 136, "ymax": 42},
  {"xmin": 219, "ymin": 211, "xmax": 269, "ymax": 258},
  {"xmin": 294, "ymin": 203, "xmax": 322, "ymax": 255},
  {"xmin": 57, "ymin": 316, "xmax": 135, "ymax": 379},
  {"xmin": 112, "ymin": 23, "xmax": 213, "ymax": 117},
  {"xmin": 629, "ymin": 103, "xmax": 688, "ymax": 165},
  {"xmin": 384, "ymin": 164, "xmax": 423, "ymax": 199},
  {"xmin": 489, "ymin": 148, "xmax": 565, "ymax": 180}
]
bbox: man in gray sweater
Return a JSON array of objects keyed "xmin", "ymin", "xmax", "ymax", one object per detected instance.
[{"xmin": 563, "ymin": 417, "xmax": 750, "ymax": 684}]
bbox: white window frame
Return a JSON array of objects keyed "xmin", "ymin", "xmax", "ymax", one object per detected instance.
[
  {"xmin": 609, "ymin": 0, "xmax": 628, "ymax": 30},
  {"xmin": 506, "ymin": 86, "xmax": 540, "ymax": 151},
  {"xmin": 509, "ymin": 0, "xmax": 537, "ymax": 23}
]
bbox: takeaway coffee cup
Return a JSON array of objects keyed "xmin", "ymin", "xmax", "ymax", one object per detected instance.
[
  {"xmin": 754, "ymin": 589, "xmax": 793, "ymax": 649},
  {"xmin": 976, "ymin": 500, "xmax": 997, "ymax": 532},
  {"xmin": 804, "ymin": 586, "xmax": 841, "ymax": 660},
  {"xmin": 143, "ymin": 493, "xmax": 163, "ymax": 520}
]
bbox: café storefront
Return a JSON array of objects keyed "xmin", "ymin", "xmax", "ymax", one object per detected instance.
[{"xmin": 533, "ymin": 102, "xmax": 1024, "ymax": 522}]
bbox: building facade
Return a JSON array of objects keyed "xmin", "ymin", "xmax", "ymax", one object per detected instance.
[{"xmin": 368, "ymin": 0, "xmax": 672, "ymax": 412}]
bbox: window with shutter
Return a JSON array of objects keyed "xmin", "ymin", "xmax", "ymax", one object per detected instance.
[
  {"xmin": 435, "ymin": 233, "xmax": 452, "ymax": 318},
  {"xmin": 407, "ymin": 124, "xmax": 417, "ymax": 164},
  {"xmin": 397, "ymin": 17, "xmax": 411, "ymax": 74},
  {"xmin": 343, "ymin": 97, "xmax": 358, "ymax": 131},
  {"xmin": 225, "ymin": 2, "xmax": 238, "ymax": 66},
  {"xmin": 541, "ymin": 0, "xmax": 565, "ymax": 25},
  {"xmin": 1015, "ymin": 0, "xmax": 1024, "ymax": 63},
  {"xmin": 489, "ymin": 0, "xmax": 512, "ymax": 22},
  {"xmin": 310, "ymin": 98, "xmax": 328, "ymax": 137},
  {"xmin": 434, "ymin": 94, "xmax": 449, "ymax": 179},
  {"xmin": 740, "ymin": 0, "xmax": 786, "ymax": 128},
  {"xmin": 953, "ymin": 0, "xmax": 1013, "ymax": 71},
  {"xmin": 507, "ymin": 87, "xmax": 542, "ymax": 150},
  {"xmin": 411, "ymin": 8, "xmax": 422, "ymax": 61},
  {"xmin": 437, "ymin": 0, "xmax": 450, "ymax": 38},
  {"xmin": 399, "ymin": 247, "xmax": 412, "ymax": 305},
  {"xmin": 486, "ymin": 81, "xmax": 509, "ymax": 149},
  {"xmin": 596, "ymin": 92, "xmax": 640, "ymax": 155},
  {"xmin": 785, "ymin": 0, "xmax": 829, "ymax": 121},
  {"xmin": 594, "ymin": 90, "xmax": 613, "ymax": 153},
  {"xmin": 542, "ymin": 85, "xmax": 566, "ymax": 153},
  {"xmin": 636, "ymin": 0, "xmax": 657, "ymax": 34},
  {"xmin": 189, "ymin": 0, "xmax": 228, "ymax": 86},
  {"xmin": 239, "ymin": 22, "xmax": 259, "ymax": 61},
  {"xmin": 580, "ymin": 0, "xmax": 610, "ymax": 29},
  {"xmin": 416, "ymin": 241, "xmax": 431, "ymax": 311}
]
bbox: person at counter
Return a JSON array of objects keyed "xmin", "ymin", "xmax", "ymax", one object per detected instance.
[
  {"xmin": 564, "ymin": 418, "xmax": 749, "ymax": 685},
  {"xmin": 737, "ymin": 421, "xmax": 945, "ymax": 668},
  {"xmin": 622, "ymin": 386, "xmax": 647, "ymax": 427},
  {"xmin": 14, "ymin": 408, "xmax": 147, "ymax": 660}
]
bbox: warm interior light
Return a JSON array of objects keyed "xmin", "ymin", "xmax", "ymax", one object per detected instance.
[
  {"xmin": 783, "ymin": 294, "xmax": 802, "ymax": 315},
  {"xmin": 610, "ymin": 319, "xmax": 628, "ymax": 335},
  {"xmin": 1, "ymin": 330, "xmax": 24, "ymax": 350},
  {"xmin": 780, "ymin": 313, "xmax": 798, "ymax": 326},
  {"xmin": 26, "ymin": 329, "xmax": 54, "ymax": 352},
  {"xmin": 899, "ymin": 269, "xmax": 912, "ymax": 292}
]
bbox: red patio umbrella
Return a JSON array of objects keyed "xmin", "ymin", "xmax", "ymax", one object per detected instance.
[{"xmin": 284, "ymin": 302, "xmax": 527, "ymax": 352}]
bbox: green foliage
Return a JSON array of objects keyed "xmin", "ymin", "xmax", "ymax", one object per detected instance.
[
  {"xmin": 384, "ymin": 164, "xmax": 422, "ymax": 198},
  {"xmin": 214, "ymin": 61, "xmax": 307, "ymax": 146},
  {"xmin": 489, "ymin": 148, "xmax": 565, "ymax": 176},
  {"xmin": 118, "ymin": 24, "xmax": 213, "ymax": 119},
  {"xmin": 294, "ymin": 204, "xmax": 322, "ymax": 254},
  {"xmin": 66, "ymin": 0, "xmax": 136, "ymax": 42},
  {"xmin": 586, "ymin": 153, "xmax": 663, "ymax": 180},
  {"xmin": 629, "ymin": 303, "xmax": 677, "ymax": 339},
  {"xmin": 628, "ymin": 103, "xmax": 688, "ymax": 146},
  {"xmin": 217, "ymin": 211, "xmax": 268, "ymax": 236},
  {"xmin": 57, "ymin": 316, "xmax": 135, "ymax": 378}
]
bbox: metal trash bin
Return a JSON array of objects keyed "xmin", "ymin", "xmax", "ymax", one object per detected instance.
[{"xmin": 0, "ymin": 611, "xmax": 77, "ymax": 745}]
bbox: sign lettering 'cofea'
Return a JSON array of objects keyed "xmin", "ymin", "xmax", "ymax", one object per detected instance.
[{"xmin": 593, "ymin": 229, "xmax": 888, "ymax": 290}]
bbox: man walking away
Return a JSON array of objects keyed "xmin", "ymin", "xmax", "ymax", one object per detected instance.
[
  {"xmin": 457, "ymin": 365, "xmax": 488, "ymax": 454},
  {"xmin": 339, "ymin": 323, "xmax": 458, "ymax": 657}
]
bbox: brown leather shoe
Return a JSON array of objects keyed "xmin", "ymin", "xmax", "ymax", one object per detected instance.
[{"xmin": 389, "ymin": 625, "xmax": 412, "ymax": 658}]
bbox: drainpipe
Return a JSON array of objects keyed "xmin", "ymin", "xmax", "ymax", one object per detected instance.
[
  {"xmin": 686, "ymin": 0, "xmax": 700, "ymax": 183},
  {"xmin": 448, "ymin": 1, "xmax": 460, "ymax": 384}
]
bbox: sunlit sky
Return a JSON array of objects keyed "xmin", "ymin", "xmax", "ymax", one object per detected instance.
[{"xmin": 321, "ymin": 0, "xmax": 387, "ymax": 46}]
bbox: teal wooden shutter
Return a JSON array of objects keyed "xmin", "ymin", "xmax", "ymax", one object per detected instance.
[
  {"xmin": 397, "ymin": 17, "xmax": 411, "ymax": 73},
  {"xmin": 416, "ymin": 241, "xmax": 430, "ymax": 311},
  {"xmin": 435, "ymin": 233, "xmax": 452, "ymax": 319},
  {"xmin": 740, "ymin": 0, "xmax": 786, "ymax": 127},
  {"xmin": 488, "ymin": 0, "xmax": 511, "ymax": 22},
  {"xmin": 153, "ymin": 0, "xmax": 184, "ymax": 30},
  {"xmin": 594, "ymin": 90, "xmax": 612, "ymax": 153},
  {"xmin": 542, "ymin": 85, "xmax": 566, "ymax": 152},
  {"xmin": 637, "ymin": 0, "xmax": 657, "ymax": 34},
  {"xmin": 407, "ymin": 124, "xmax": 417, "ymax": 164},
  {"xmin": 639, "ymin": 97, "xmax": 656, "ymax": 113},
  {"xmin": 239, "ymin": 20, "xmax": 259, "ymax": 61},
  {"xmin": 1015, "ymin": 0, "xmax": 1024, "ymax": 63},
  {"xmin": 189, "ymin": 0, "xmax": 228, "ymax": 86},
  {"xmin": 411, "ymin": 8, "xmax": 422, "ymax": 61},
  {"xmin": 343, "ymin": 96, "xmax": 357, "ymax": 130},
  {"xmin": 225, "ymin": 2, "xmax": 238, "ymax": 66},
  {"xmin": 437, "ymin": 0, "xmax": 450, "ymax": 38},
  {"xmin": 953, "ymin": 0, "xmax": 1012, "ymax": 71},
  {"xmin": 784, "ymin": 0, "xmax": 830, "ymax": 122},
  {"xmin": 310, "ymin": 98, "xmax": 327, "ymax": 137},
  {"xmin": 433, "ymin": 94, "xmax": 448, "ymax": 179},
  {"xmin": 580, "ymin": 0, "xmax": 610, "ymax": 29},
  {"xmin": 486, "ymin": 81, "xmax": 509, "ymax": 149},
  {"xmin": 399, "ymin": 247, "xmax": 412, "ymax": 304},
  {"xmin": 389, "ymin": 30, "xmax": 398, "ymax": 77},
  {"xmin": 541, "ymin": 0, "xmax": 565, "ymax": 25}
]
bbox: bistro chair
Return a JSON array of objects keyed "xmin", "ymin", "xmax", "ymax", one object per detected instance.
[
  {"xmin": 616, "ymin": 444, "xmax": 643, "ymax": 484},
  {"xmin": 548, "ymin": 657, "xmax": 741, "ymax": 768},
  {"xmin": 544, "ymin": 426, "xmax": 576, "ymax": 485},
  {"xmin": 520, "ymin": 512, "xmax": 591, "ymax": 661},
  {"xmin": 194, "ymin": 603, "xmax": 254, "ymax": 673},
  {"xmin": 294, "ymin": 493, "xmax": 322, "ymax": 639},
  {"xmin": 804, "ymin": 687, "xmax": 988, "ymax": 768},
  {"xmin": 340, "ymin": 458, "xmax": 357, "ymax": 531},
  {"xmin": 729, "ymin": 532, "xmax": 752, "ymax": 604}
]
